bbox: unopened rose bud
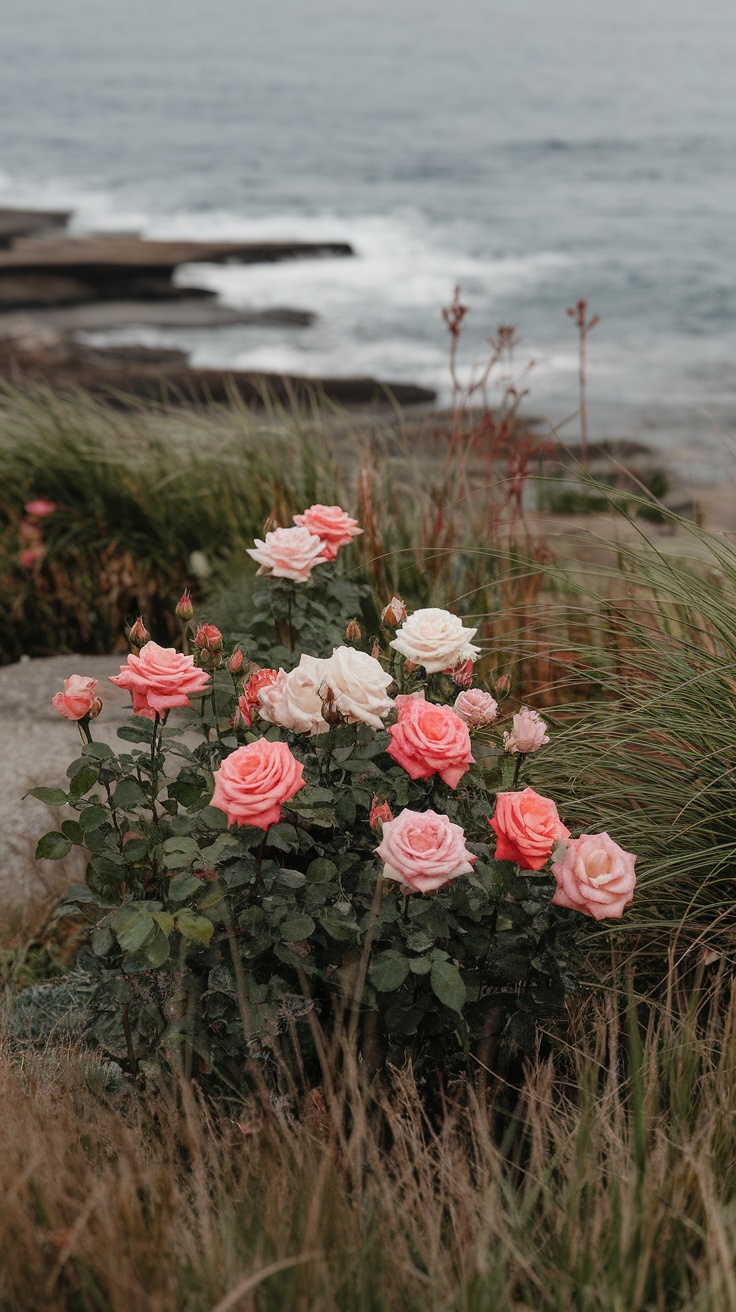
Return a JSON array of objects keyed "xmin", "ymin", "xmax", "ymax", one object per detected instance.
[
  {"xmin": 404, "ymin": 659, "xmax": 418, "ymax": 676},
  {"xmin": 381, "ymin": 596, "xmax": 407, "ymax": 626},
  {"xmin": 88, "ymin": 696, "xmax": 103, "ymax": 722},
  {"xmin": 175, "ymin": 590, "xmax": 194, "ymax": 622},
  {"xmin": 228, "ymin": 647, "xmax": 244, "ymax": 676},
  {"xmin": 345, "ymin": 618, "xmax": 362, "ymax": 642},
  {"xmin": 195, "ymin": 622, "xmax": 223, "ymax": 652},
  {"xmin": 371, "ymin": 639, "xmax": 381, "ymax": 660},
  {"xmin": 494, "ymin": 673, "xmax": 511, "ymax": 699},
  {"xmin": 369, "ymin": 794, "xmax": 394, "ymax": 834},
  {"xmin": 451, "ymin": 658, "xmax": 474, "ymax": 688},
  {"xmin": 128, "ymin": 616, "xmax": 149, "ymax": 649}
]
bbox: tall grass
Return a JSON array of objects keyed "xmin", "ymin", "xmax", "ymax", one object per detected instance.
[{"xmin": 4, "ymin": 975, "xmax": 736, "ymax": 1310}]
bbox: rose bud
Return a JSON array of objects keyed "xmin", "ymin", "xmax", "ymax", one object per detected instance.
[
  {"xmin": 88, "ymin": 696, "xmax": 104, "ymax": 722},
  {"xmin": 381, "ymin": 596, "xmax": 407, "ymax": 626},
  {"xmin": 175, "ymin": 590, "xmax": 194, "ymax": 622},
  {"xmin": 371, "ymin": 639, "xmax": 381, "ymax": 660},
  {"xmin": 447, "ymin": 657, "xmax": 474, "ymax": 687},
  {"xmin": 195, "ymin": 623, "xmax": 223, "ymax": 652},
  {"xmin": 369, "ymin": 794, "xmax": 394, "ymax": 834},
  {"xmin": 128, "ymin": 616, "xmax": 150, "ymax": 649},
  {"xmin": 403, "ymin": 660, "xmax": 418, "ymax": 676},
  {"xmin": 494, "ymin": 673, "xmax": 512, "ymax": 699},
  {"xmin": 345, "ymin": 618, "xmax": 362, "ymax": 642},
  {"xmin": 228, "ymin": 647, "xmax": 245, "ymax": 676}
]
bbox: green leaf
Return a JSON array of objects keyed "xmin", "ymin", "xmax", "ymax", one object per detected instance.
[
  {"xmin": 69, "ymin": 765, "xmax": 99, "ymax": 798},
  {"xmin": 112, "ymin": 905, "xmax": 156, "ymax": 954},
  {"xmin": 280, "ymin": 914, "xmax": 316, "ymax": 942},
  {"xmin": 200, "ymin": 806, "xmax": 228, "ymax": 831},
  {"xmin": 430, "ymin": 959, "xmax": 466, "ymax": 1014},
  {"xmin": 79, "ymin": 805, "xmax": 109, "ymax": 833},
  {"xmin": 319, "ymin": 908, "xmax": 359, "ymax": 941},
  {"xmin": 82, "ymin": 742, "xmax": 116, "ymax": 760},
  {"xmin": 26, "ymin": 786, "xmax": 68, "ymax": 806},
  {"xmin": 168, "ymin": 872, "xmax": 202, "ymax": 902},
  {"xmin": 35, "ymin": 831, "xmax": 72, "ymax": 861},
  {"xmin": 142, "ymin": 923, "xmax": 171, "ymax": 966},
  {"xmin": 162, "ymin": 837, "xmax": 201, "ymax": 870},
  {"xmin": 276, "ymin": 868, "xmax": 307, "ymax": 889},
  {"xmin": 201, "ymin": 833, "xmax": 241, "ymax": 863},
  {"xmin": 61, "ymin": 820, "xmax": 84, "ymax": 845},
  {"xmin": 306, "ymin": 858, "xmax": 337, "ymax": 884},
  {"xmin": 117, "ymin": 722, "xmax": 154, "ymax": 743},
  {"xmin": 167, "ymin": 778, "xmax": 207, "ymax": 807},
  {"xmin": 112, "ymin": 779, "xmax": 147, "ymax": 808},
  {"xmin": 409, "ymin": 957, "xmax": 432, "ymax": 975},
  {"xmin": 175, "ymin": 909, "xmax": 215, "ymax": 947},
  {"xmin": 151, "ymin": 911, "xmax": 175, "ymax": 934},
  {"xmin": 91, "ymin": 924, "xmax": 113, "ymax": 957},
  {"xmin": 369, "ymin": 952, "xmax": 410, "ymax": 992}
]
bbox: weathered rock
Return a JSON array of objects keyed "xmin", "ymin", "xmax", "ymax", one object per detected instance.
[
  {"xmin": 0, "ymin": 207, "xmax": 71, "ymax": 248},
  {"xmin": 4, "ymin": 299, "xmax": 316, "ymax": 331}
]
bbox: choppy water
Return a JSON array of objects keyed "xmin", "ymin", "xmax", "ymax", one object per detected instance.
[{"xmin": 2, "ymin": 0, "xmax": 736, "ymax": 467}]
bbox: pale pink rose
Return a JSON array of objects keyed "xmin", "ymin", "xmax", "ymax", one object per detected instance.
[
  {"xmin": 258, "ymin": 655, "xmax": 330, "ymax": 735},
  {"xmin": 322, "ymin": 646, "xmax": 394, "ymax": 730},
  {"xmin": 490, "ymin": 788, "xmax": 569, "ymax": 872},
  {"xmin": 390, "ymin": 607, "xmax": 480, "ymax": 674},
  {"xmin": 293, "ymin": 504, "xmax": 363, "ymax": 561},
  {"xmin": 25, "ymin": 499, "xmax": 56, "ymax": 518},
  {"xmin": 375, "ymin": 808, "xmax": 477, "ymax": 894},
  {"xmin": 52, "ymin": 675, "xmax": 101, "ymax": 722},
  {"xmin": 247, "ymin": 526, "xmax": 329, "ymax": 582},
  {"xmin": 551, "ymin": 833, "xmax": 637, "ymax": 920},
  {"xmin": 109, "ymin": 641, "xmax": 211, "ymax": 720},
  {"xmin": 453, "ymin": 689, "xmax": 498, "ymax": 729},
  {"xmin": 386, "ymin": 692, "xmax": 474, "ymax": 790},
  {"xmin": 211, "ymin": 740, "xmax": 305, "ymax": 830},
  {"xmin": 381, "ymin": 596, "xmax": 407, "ymax": 626},
  {"xmin": 503, "ymin": 706, "xmax": 549, "ymax": 755}
]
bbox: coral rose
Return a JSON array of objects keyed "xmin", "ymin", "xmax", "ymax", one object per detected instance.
[
  {"xmin": 389, "ymin": 607, "xmax": 480, "ymax": 674},
  {"xmin": 490, "ymin": 788, "xmax": 570, "ymax": 871},
  {"xmin": 551, "ymin": 833, "xmax": 637, "ymax": 920},
  {"xmin": 258, "ymin": 655, "xmax": 330, "ymax": 735},
  {"xmin": 386, "ymin": 693, "xmax": 474, "ymax": 789},
  {"xmin": 293, "ymin": 504, "xmax": 363, "ymax": 561},
  {"xmin": 52, "ymin": 675, "xmax": 101, "ymax": 722},
  {"xmin": 453, "ymin": 688, "xmax": 498, "ymax": 729},
  {"xmin": 322, "ymin": 646, "xmax": 394, "ymax": 730},
  {"xmin": 369, "ymin": 795, "xmax": 394, "ymax": 833},
  {"xmin": 375, "ymin": 808, "xmax": 477, "ymax": 894},
  {"xmin": 503, "ymin": 706, "xmax": 549, "ymax": 755},
  {"xmin": 109, "ymin": 641, "xmax": 210, "ymax": 720},
  {"xmin": 247, "ymin": 525, "xmax": 329, "ymax": 582},
  {"xmin": 211, "ymin": 740, "xmax": 305, "ymax": 830}
]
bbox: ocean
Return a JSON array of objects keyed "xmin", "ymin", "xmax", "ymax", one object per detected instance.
[{"xmin": 2, "ymin": 0, "xmax": 736, "ymax": 473}]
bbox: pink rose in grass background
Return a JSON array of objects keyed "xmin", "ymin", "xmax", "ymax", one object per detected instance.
[
  {"xmin": 375, "ymin": 808, "xmax": 477, "ymax": 894},
  {"xmin": 503, "ymin": 706, "xmax": 549, "ymax": 755},
  {"xmin": 247, "ymin": 525, "xmax": 328, "ymax": 582},
  {"xmin": 293, "ymin": 504, "xmax": 363, "ymax": 560},
  {"xmin": 551, "ymin": 833, "xmax": 637, "ymax": 920},
  {"xmin": 211, "ymin": 740, "xmax": 305, "ymax": 830},
  {"xmin": 386, "ymin": 693, "xmax": 474, "ymax": 789},
  {"xmin": 490, "ymin": 788, "xmax": 569, "ymax": 871},
  {"xmin": 390, "ymin": 607, "xmax": 480, "ymax": 674},
  {"xmin": 454, "ymin": 689, "xmax": 498, "ymax": 729},
  {"xmin": 110, "ymin": 641, "xmax": 210, "ymax": 719},
  {"xmin": 258, "ymin": 655, "xmax": 330, "ymax": 735},
  {"xmin": 52, "ymin": 675, "xmax": 102, "ymax": 722},
  {"xmin": 25, "ymin": 499, "xmax": 56, "ymax": 518}
]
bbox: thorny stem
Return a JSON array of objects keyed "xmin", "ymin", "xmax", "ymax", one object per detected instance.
[
  {"xmin": 512, "ymin": 752, "xmax": 526, "ymax": 790},
  {"xmin": 347, "ymin": 871, "xmax": 385, "ymax": 1045},
  {"xmin": 286, "ymin": 585, "xmax": 295, "ymax": 651}
]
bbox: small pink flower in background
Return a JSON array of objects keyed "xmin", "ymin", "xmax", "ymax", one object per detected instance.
[
  {"xmin": 375, "ymin": 808, "xmax": 477, "ymax": 894},
  {"xmin": 454, "ymin": 688, "xmax": 498, "ymax": 729},
  {"xmin": 551, "ymin": 833, "xmax": 636, "ymax": 920},
  {"xmin": 52, "ymin": 675, "xmax": 102, "ymax": 722},
  {"xmin": 381, "ymin": 596, "xmax": 407, "ymax": 626},
  {"xmin": 19, "ymin": 520, "xmax": 42, "ymax": 542},
  {"xmin": 19, "ymin": 544, "xmax": 45, "ymax": 569},
  {"xmin": 110, "ymin": 641, "xmax": 210, "ymax": 719},
  {"xmin": 490, "ymin": 788, "xmax": 569, "ymax": 872},
  {"xmin": 211, "ymin": 740, "xmax": 305, "ymax": 830},
  {"xmin": 247, "ymin": 525, "xmax": 329, "ymax": 582},
  {"xmin": 494, "ymin": 673, "xmax": 512, "ymax": 698},
  {"xmin": 386, "ymin": 692, "xmax": 474, "ymax": 789},
  {"xmin": 228, "ymin": 648, "xmax": 244, "ymax": 676},
  {"xmin": 195, "ymin": 622, "xmax": 223, "ymax": 652},
  {"xmin": 503, "ymin": 706, "xmax": 549, "ymax": 755},
  {"xmin": 175, "ymin": 591, "xmax": 194, "ymax": 622},
  {"xmin": 448, "ymin": 658, "xmax": 474, "ymax": 687},
  {"xmin": 293, "ymin": 504, "xmax": 363, "ymax": 560},
  {"xmin": 369, "ymin": 795, "xmax": 394, "ymax": 833},
  {"xmin": 127, "ymin": 616, "xmax": 150, "ymax": 649},
  {"xmin": 24, "ymin": 499, "xmax": 56, "ymax": 518}
]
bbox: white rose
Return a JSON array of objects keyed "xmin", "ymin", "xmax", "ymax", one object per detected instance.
[
  {"xmin": 258, "ymin": 655, "xmax": 330, "ymax": 735},
  {"xmin": 389, "ymin": 607, "xmax": 480, "ymax": 674},
  {"xmin": 322, "ymin": 646, "xmax": 394, "ymax": 730}
]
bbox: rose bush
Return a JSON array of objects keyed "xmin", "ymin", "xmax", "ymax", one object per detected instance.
[{"xmin": 38, "ymin": 503, "xmax": 637, "ymax": 1086}]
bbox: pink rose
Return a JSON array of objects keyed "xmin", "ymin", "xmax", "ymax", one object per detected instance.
[
  {"xmin": 211, "ymin": 740, "xmax": 305, "ymax": 830},
  {"xmin": 454, "ymin": 689, "xmax": 498, "ymax": 729},
  {"xmin": 109, "ymin": 641, "xmax": 211, "ymax": 720},
  {"xmin": 386, "ymin": 693, "xmax": 474, "ymax": 790},
  {"xmin": 369, "ymin": 795, "xmax": 394, "ymax": 833},
  {"xmin": 293, "ymin": 504, "xmax": 363, "ymax": 561},
  {"xmin": 375, "ymin": 808, "xmax": 477, "ymax": 894},
  {"xmin": 551, "ymin": 833, "xmax": 637, "ymax": 920},
  {"xmin": 25, "ymin": 499, "xmax": 56, "ymax": 518},
  {"xmin": 247, "ymin": 526, "xmax": 329, "ymax": 582},
  {"xmin": 489, "ymin": 788, "xmax": 569, "ymax": 872},
  {"xmin": 52, "ymin": 675, "xmax": 102, "ymax": 722},
  {"xmin": 503, "ymin": 706, "xmax": 549, "ymax": 755}
]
